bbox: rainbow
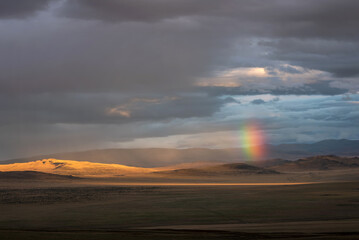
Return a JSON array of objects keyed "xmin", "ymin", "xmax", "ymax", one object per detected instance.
[{"xmin": 239, "ymin": 121, "xmax": 266, "ymax": 161}]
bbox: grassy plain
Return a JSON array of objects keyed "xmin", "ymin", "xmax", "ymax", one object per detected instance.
[{"xmin": 0, "ymin": 180, "xmax": 358, "ymax": 239}]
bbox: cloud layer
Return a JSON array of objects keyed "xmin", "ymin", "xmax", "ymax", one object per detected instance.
[{"xmin": 0, "ymin": 0, "xmax": 358, "ymax": 159}]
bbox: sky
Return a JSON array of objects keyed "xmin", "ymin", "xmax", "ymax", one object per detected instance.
[{"xmin": 1, "ymin": 0, "xmax": 359, "ymax": 159}]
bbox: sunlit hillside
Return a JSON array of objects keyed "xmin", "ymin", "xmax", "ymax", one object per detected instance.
[{"xmin": 0, "ymin": 159, "xmax": 155, "ymax": 177}]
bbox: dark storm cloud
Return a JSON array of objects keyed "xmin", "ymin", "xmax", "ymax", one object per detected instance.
[
  {"xmin": 261, "ymin": 39, "xmax": 359, "ymax": 77},
  {"xmin": 0, "ymin": 17, "xmax": 233, "ymax": 94},
  {"xmin": 126, "ymin": 95, "xmax": 230, "ymax": 120},
  {"xmin": 1, "ymin": 0, "xmax": 359, "ymax": 95},
  {"xmin": 270, "ymin": 82, "xmax": 349, "ymax": 96},
  {"xmin": 59, "ymin": 0, "xmax": 222, "ymax": 23},
  {"xmin": 201, "ymin": 81, "xmax": 348, "ymax": 97},
  {"xmin": 0, "ymin": 0, "xmax": 359, "ymax": 159},
  {"xmin": 0, "ymin": 93, "xmax": 230, "ymax": 125},
  {"xmin": 58, "ymin": 0, "xmax": 359, "ymax": 40},
  {"xmin": 61, "ymin": 0, "xmax": 359, "ymax": 31},
  {"xmin": 0, "ymin": 0, "xmax": 54, "ymax": 19},
  {"xmin": 251, "ymin": 99, "xmax": 266, "ymax": 105}
]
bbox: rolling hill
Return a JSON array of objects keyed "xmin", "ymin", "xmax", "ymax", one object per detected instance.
[
  {"xmin": 0, "ymin": 155, "xmax": 358, "ymax": 179},
  {"xmin": 155, "ymin": 163, "xmax": 279, "ymax": 176},
  {"xmin": 0, "ymin": 159, "xmax": 154, "ymax": 177},
  {"xmin": 267, "ymin": 155, "xmax": 359, "ymax": 172},
  {"xmin": 1, "ymin": 139, "xmax": 358, "ymax": 168}
]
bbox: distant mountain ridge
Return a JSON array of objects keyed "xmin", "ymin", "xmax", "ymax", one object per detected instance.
[
  {"xmin": 1, "ymin": 139, "xmax": 359, "ymax": 168},
  {"xmin": 266, "ymin": 155, "xmax": 359, "ymax": 172},
  {"xmin": 268, "ymin": 139, "xmax": 359, "ymax": 158}
]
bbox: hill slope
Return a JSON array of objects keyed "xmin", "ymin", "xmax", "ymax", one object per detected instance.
[
  {"xmin": 156, "ymin": 163, "xmax": 279, "ymax": 176},
  {"xmin": 0, "ymin": 171, "xmax": 78, "ymax": 180},
  {"xmin": 267, "ymin": 155, "xmax": 359, "ymax": 172},
  {"xmin": 0, "ymin": 159, "xmax": 154, "ymax": 177}
]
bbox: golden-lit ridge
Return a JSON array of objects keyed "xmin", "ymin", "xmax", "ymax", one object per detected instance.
[{"xmin": 0, "ymin": 159, "xmax": 155, "ymax": 177}]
